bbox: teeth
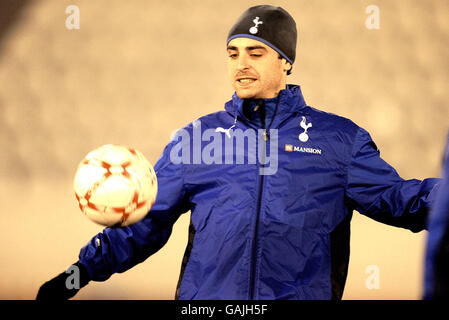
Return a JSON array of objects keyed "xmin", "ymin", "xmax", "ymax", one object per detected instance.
[{"xmin": 238, "ymin": 79, "xmax": 255, "ymax": 83}]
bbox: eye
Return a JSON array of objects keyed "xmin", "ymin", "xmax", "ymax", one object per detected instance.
[
  {"xmin": 250, "ymin": 53, "xmax": 262, "ymax": 58},
  {"xmin": 228, "ymin": 53, "xmax": 238, "ymax": 59}
]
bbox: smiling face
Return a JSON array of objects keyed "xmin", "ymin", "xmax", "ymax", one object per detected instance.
[{"xmin": 227, "ymin": 37, "xmax": 291, "ymax": 99}]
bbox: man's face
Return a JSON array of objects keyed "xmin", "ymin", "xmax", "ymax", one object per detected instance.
[{"xmin": 227, "ymin": 37, "xmax": 289, "ymax": 99}]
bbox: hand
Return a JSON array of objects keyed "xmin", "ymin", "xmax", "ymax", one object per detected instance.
[{"xmin": 36, "ymin": 262, "xmax": 90, "ymax": 300}]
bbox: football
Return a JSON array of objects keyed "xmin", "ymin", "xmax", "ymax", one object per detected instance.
[{"xmin": 73, "ymin": 144, "xmax": 158, "ymax": 227}]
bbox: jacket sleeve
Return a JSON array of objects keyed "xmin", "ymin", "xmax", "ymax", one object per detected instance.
[
  {"xmin": 345, "ymin": 127, "xmax": 441, "ymax": 232},
  {"xmin": 424, "ymin": 134, "xmax": 449, "ymax": 299},
  {"xmin": 78, "ymin": 140, "xmax": 190, "ymax": 281}
]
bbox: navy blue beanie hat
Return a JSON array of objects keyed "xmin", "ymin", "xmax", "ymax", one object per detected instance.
[{"xmin": 227, "ymin": 5, "xmax": 297, "ymax": 73}]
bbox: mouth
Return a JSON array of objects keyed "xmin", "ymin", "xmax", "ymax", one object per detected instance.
[{"xmin": 235, "ymin": 78, "xmax": 257, "ymax": 86}]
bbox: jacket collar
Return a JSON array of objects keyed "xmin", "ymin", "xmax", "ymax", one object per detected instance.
[{"xmin": 224, "ymin": 84, "xmax": 307, "ymax": 119}]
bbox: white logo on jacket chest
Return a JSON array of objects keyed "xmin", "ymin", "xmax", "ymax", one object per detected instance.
[
  {"xmin": 215, "ymin": 116, "xmax": 237, "ymax": 138},
  {"xmin": 299, "ymin": 116, "xmax": 312, "ymax": 142},
  {"xmin": 284, "ymin": 144, "xmax": 322, "ymax": 155},
  {"xmin": 284, "ymin": 116, "xmax": 322, "ymax": 155}
]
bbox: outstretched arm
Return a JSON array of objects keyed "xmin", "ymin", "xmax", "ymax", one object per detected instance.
[
  {"xmin": 37, "ymin": 139, "xmax": 190, "ymax": 299},
  {"xmin": 345, "ymin": 127, "xmax": 441, "ymax": 232}
]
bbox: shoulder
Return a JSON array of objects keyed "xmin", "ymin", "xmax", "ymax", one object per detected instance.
[
  {"xmin": 306, "ymin": 106, "xmax": 359, "ymax": 132},
  {"xmin": 174, "ymin": 110, "xmax": 234, "ymax": 134},
  {"xmin": 196, "ymin": 110, "xmax": 234, "ymax": 128},
  {"xmin": 304, "ymin": 106, "xmax": 366, "ymax": 146},
  {"xmin": 168, "ymin": 110, "xmax": 233, "ymax": 142}
]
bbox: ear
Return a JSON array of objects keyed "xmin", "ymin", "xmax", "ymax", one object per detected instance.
[{"xmin": 281, "ymin": 58, "xmax": 292, "ymax": 74}]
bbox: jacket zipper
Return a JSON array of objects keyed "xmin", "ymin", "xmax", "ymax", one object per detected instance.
[
  {"xmin": 248, "ymin": 128, "xmax": 269, "ymax": 299},
  {"xmin": 247, "ymin": 99, "xmax": 281, "ymax": 299},
  {"xmin": 230, "ymin": 100, "xmax": 280, "ymax": 299}
]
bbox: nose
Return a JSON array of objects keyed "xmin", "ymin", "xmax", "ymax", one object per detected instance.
[{"xmin": 237, "ymin": 54, "xmax": 250, "ymax": 71}]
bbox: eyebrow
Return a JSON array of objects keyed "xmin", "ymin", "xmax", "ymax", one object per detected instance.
[{"xmin": 227, "ymin": 45, "xmax": 268, "ymax": 52}]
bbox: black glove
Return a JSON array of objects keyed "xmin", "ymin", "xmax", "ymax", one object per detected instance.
[{"xmin": 36, "ymin": 262, "xmax": 91, "ymax": 300}]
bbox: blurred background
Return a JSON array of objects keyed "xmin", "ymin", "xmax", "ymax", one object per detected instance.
[{"xmin": 0, "ymin": 0, "xmax": 448, "ymax": 299}]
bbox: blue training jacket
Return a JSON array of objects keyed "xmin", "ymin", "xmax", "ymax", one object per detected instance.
[
  {"xmin": 78, "ymin": 85, "xmax": 440, "ymax": 300},
  {"xmin": 424, "ymin": 133, "xmax": 449, "ymax": 299}
]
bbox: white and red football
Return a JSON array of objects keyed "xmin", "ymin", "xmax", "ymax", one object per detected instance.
[{"xmin": 73, "ymin": 144, "xmax": 157, "ymax": 227}]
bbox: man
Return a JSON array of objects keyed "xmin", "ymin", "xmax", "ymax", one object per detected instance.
[
  {"xmin": 37, "ymin": 5, "xmax": 440, "ymax": 300},
  {"xmin": 424, "ymin": 134, "xmax": 449, "ymax": 299}
]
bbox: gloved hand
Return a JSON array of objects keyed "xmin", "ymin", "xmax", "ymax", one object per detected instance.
[{"xmin": 36, "ymin": 262, "xmax": 91, "ymax": 300}]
